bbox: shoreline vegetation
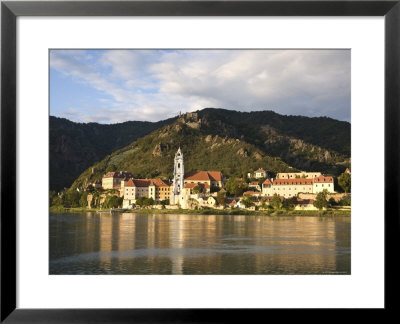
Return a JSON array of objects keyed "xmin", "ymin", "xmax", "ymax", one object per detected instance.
[{"xmin": 50, "ymin": 205, "xmax": 350, "ymax": 217}]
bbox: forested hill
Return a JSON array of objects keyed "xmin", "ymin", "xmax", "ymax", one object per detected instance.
[
  {"xmin": 67, "ymin": 109, "xmax": 351, "ymax": 192},
  {"xmin": 197, "ymin": 108, "xmax": 350, "ymax": 156},
  {"xmin": 50, "ymin": 116, "xmax": 176, "ymax": 191}
]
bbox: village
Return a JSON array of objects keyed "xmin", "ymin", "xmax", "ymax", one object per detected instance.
[{"xmin": 84, "ymin": 148, "xmax": 351, "ymax": 212}]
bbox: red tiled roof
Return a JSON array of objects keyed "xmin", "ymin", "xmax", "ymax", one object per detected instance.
[
  {"xmin": 250, "ymin": 181, "xmax": 259, "ymax": 185},
  {"xmin": 273, "ymin": 179, "xmax": 313, "ymax": 185},
  {"xmin": 124, "ymin": 178, "xmax": 135, "ymax": 187},
  {"xmin": 185, "ymin": 171, "xmax": 222, "ymax": 182},
  {"xmin": 135, "ymin": 179, "xmax": 152, "ymax": 187},
  {"xmin": 185, "ymin": 171, "xmax": 210, "ymax": 181},
  {"xmin": 124, "ymin": 178, "xmax": 170, "ymax": 188},
  {"xmin": 123, "ymin": 179, "xmax": 150, "ymax": 187},
  {"xmin": 255, "ymin": 168, "xmax": 266, "ymax": 173},
  {"xmin": 313, "ymin": 176, "xmax": 333, "ymax": 183},
  {"xmin": 263, "ymin": 179, "xmax": 272, "ymax": 185},
  {"xmin": 149, "ymin": 178, "xmax": 170, "ymax": 187},
  {"xmin": 208, "ymin": 171, "xmax": 223, "ymax": 181}
]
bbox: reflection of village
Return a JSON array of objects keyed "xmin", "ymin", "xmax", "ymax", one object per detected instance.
[
  {"xmin": 61, "ymin": 212, "xmax": 350, "ymax": 274},
  {"xmin": 87, "ymin": 148, "xmax": 350, "ymax": 211}
]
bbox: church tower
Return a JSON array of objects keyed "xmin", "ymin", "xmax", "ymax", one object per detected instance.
[{"xmin": 170, "ymin": 147, "xmax": 184, "ymax": 204}]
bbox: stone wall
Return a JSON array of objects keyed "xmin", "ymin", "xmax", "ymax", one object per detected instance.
[{"xmin": 298, "ymin": 192, "xmax": 349, "ymax": 202}]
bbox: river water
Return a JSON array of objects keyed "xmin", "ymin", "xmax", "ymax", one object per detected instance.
[{"xmin": 50, "ymin": 212, "xmax": 350, "ymax": 275}]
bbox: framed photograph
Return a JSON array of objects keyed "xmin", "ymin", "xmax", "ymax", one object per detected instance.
[{"xmin": 1, "ymin": 0, "xmax": 399, "ymax": 321}]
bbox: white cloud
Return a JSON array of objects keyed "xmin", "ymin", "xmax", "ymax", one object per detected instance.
[{"xmin": 50, "ymin": 49, "xmax": 350, "ymax": 123}]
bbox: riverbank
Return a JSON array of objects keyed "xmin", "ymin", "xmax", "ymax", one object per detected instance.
[{"xmin": 50, "ymin": 205, "xmax": 350, "ymax": 217}]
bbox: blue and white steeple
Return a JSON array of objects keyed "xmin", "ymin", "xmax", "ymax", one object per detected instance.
[{"xmin": 172, "ymin": 147, "xmax": 184, "ymax": 196}]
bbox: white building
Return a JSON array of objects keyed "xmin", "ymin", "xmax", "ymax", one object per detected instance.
[
  {"xmin": 312, "ymin": 176, "xmax": 335, "ymax": 193},
  {"xmin": 262, "ymin": 179, "xmax": 273, "ymax": 196},
  {"xmin": 248, "ymin": 168, "xmax": 267, "ymax": 179},
  {"xmin": 262, "ymin": 175, "xmax": 335, "ymax": 198},
  {"xmin": 248, "ymin": 181, "xmax": 261, "ymax": 191},
  {"xmin": 123, "ymin": 178, "xmax": 149, "ymax": 207}
]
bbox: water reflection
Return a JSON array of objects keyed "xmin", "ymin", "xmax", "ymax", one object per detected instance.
[{"xmin": 49, "ymin": 213, "xmax": 350, "ymax": 275}]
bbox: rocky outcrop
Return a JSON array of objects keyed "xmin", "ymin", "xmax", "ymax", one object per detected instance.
[
  {"xmin": 152, "ymin": 143, "xmax": 168, "ymax": 157},
  {"xmin": 253, "ymin": 152, "xmax": 263, "ymax": 160},
  {"xmin": 237, "ymin": 148, "xmax": 249, "ymax": 157}
]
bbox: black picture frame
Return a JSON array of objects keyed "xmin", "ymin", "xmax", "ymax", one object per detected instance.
[{"xmin": 1, "ymin": 0, "xmax": 399, "ymax": 322}]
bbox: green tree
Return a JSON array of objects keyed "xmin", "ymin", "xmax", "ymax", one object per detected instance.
[
  {"xmin": 260, "ymin": 200, "xmax": 269, "ymax": 210},
  {"xmin": 136, "ymin": 197, "xmax": 154, "ymax": 207},
  {"xmin": 49, "ymin": 190, "xmax": 57, "ymax": 206},
  {"xmin": 210, "ymin": 185, "xmax": 220, "ymax": 193},
  {"xmin": 79, "ymin": 191, "xmax": 89, "ymax": 207},
  {"xmin": 216, "ymin": 190, "xmax": 227, "ymax": 206},
  {"xmin": 314, "ymin": 190, "xmax": 329, "ymax": 210},
  {"xmin": 90, "ymin": 192, "xmax": 101, "ymax": 208},
  {"xmin": 338, "ymin": 172, "xmax": 351, "ymax": 193},
  {"xmin": 135, "ymin": 197, "xmax": 146, "ymax": 206},
  {"xmin": 160, "ymin": 199, "xmax": 170, "ymax": 206},
  {"xmin": 103, "ymin": 195, "xmax": 122, "ymax": 208},
  {"xmin": 225, "ymin": 177, "xmax": 248, "ymax": 196},
  {"xmin": 64, "ymin": 190, "xmax": 81, "ymax": 208},
  {"xmin": 241, "ymin": 195, "xmax": 255, "ymax": 208},
  {"xmin": 192, "ymin": 185, "xmax": 203, "ymax": 194},
  {"xmin": 328, "ymin": 197, "xmax": 337, "ymax": 207},
  {"xmin": 105, "ymin": 164, "xmax": 117, "ymax": 173},
  {"xmin": 339, "ymin": 196, "xmax": 351, "ymax": 206},
  {"xmin": 270, "ymin": 193, "xmax": 283, "ymax": 210},
  {"xmin": 51, "ymin": 193, "xmax": 64, "ymax": 207}
]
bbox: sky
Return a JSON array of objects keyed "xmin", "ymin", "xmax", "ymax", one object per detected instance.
[{"xmin": 50, "ymin": 49, "xmax": 350, "ymax": 124}]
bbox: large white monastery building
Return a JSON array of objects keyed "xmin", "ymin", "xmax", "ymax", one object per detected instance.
[{"xmin": 262, "ymin": 174, "xmax": 334, "ymax": 198}]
